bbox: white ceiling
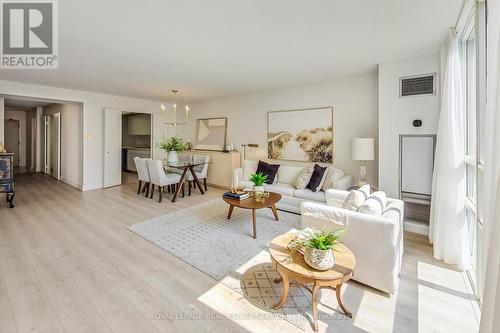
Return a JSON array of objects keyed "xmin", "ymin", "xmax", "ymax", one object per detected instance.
[{"xmin": 0, "ymin": 0, "xmax": 462, "ymax": 102}]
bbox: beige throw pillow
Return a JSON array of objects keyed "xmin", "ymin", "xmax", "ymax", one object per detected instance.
[
  {"xmin": 358, "ymin": 191, "xmax": 387, "ymax": 215},
  {"xmin": 295, "ymin": 167, "xmax": 313, "ymax": 189},
  {"xmin": 321, "ymin": 167, "xmax": 345, "ymax": 191},
  {"xmin": 342, "ymin": 184, "xmax": 371, "ymax": 211}
]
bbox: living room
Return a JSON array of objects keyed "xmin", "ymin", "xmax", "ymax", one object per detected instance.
[{"xmin": 1, "ymin": 0, "xmax": 500, "ymax": 332}]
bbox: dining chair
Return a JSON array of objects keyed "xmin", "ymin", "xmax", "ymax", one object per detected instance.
[
  {"xmin": 146, "ymin": 159, "xmax": 182, "ymax": 202},
  {"xmin": 186, "ymin": 154, "xmax": 210, "ymax": 195},
  {"xmin": 134, "ymin": 157, "xmax": 151, "ymax": 197}
]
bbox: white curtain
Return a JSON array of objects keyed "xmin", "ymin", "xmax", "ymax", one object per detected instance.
[
  {"xmin": 429, "ymin": 30, "xmax": 469, "ymax": 270},
  {"xmin": 479, "ymin": 1, "xmax": 500, "ymax": 330}
]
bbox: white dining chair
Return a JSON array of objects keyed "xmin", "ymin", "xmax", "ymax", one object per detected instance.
[
  {"xmin": 134, "ymin": 157, "xmax": 151, "ymax": 197},
  {"xmin": 186, "ymin": 154, "xmax": 210, "ymax": 195},
  {"xmin": 146, "ymin": 159, "xmax": 182, "ymax": 202}
]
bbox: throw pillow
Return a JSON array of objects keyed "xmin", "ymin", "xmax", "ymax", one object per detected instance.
[
  {"xmin": 321, "ymin": 167, "xmax": 345, "ymax": 191},
  {"xmin": 306, "ymin": 164, "xmax": 328, "ymax": 192},
  {"xmin": 242, "ymin": 160, "xmax": 258, "ymax": 180},
  {"xmin": 342, "ymin": 185, "xmax": 370, "ymax": 211},
  {"xmin": 295, "ymin": 167, "xmax": 314, "ymax": 189},
  {"xmin": 256, "ymin": 160, "xmax": 280, "ymax": 184},
  {"xmin": 358, "ymin": 191, "xmax": 387, "ymax": 215}
]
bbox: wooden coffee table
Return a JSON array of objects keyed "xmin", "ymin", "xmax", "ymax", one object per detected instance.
[
  {"xmin": 223, "ymin": 192, "xmax": 282, "ymax": 239},
  {"xmin": 269, "ymin": 232, "xmax": 356, "ymax": 332}
]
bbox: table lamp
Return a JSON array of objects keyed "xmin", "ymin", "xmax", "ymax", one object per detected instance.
[{"xmin": 351, "ymin": 138, "xmax": 374, "ymax": 185}]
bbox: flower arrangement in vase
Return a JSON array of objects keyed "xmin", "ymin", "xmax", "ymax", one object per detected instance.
[{"xmin": 156, "ymin": 136, "xmax": 191, "ymax": 163}]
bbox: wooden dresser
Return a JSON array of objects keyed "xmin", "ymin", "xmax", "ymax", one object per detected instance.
[{"xmin": 0, "ymin": 153, "xmax": 15, "ymax": 208}]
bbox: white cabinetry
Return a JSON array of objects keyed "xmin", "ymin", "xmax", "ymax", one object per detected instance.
[
  {"xmin": 189, "ymin": 150, "xmax": 240, "ymax": 188},
  {"xmin": 127, "ymin": 115, "xmax": 151, "ymax": 135}
]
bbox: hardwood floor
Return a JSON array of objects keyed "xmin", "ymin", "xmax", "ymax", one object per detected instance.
[{"xmin": 0, "ymin": 173, "xmax": 479, "ymax": 333}]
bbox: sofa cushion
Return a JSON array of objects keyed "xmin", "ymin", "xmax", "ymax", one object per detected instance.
[
  {"xmin": 265, "ymin": 183, "xmax": 296, "ymax": 197},
  {"xmin": 256, "ymin": 160, "xmax": 280, "ymax": 184},
  {"xmin": 325, "ymin": 189, "xmax": 349, "ymax": 208},
  {"xmin": 322, "ymin": 167, "xmax": 345, "ymax": 191},
  {"xmin": 242, "ymin": 160, "xmax": 258, "ymax": 180},
  {"xmin": 306, "ymin": 164, "xmax": 328, "ymax": 192},
  {"xmin": 294, "ymin": 188, "xmax": 326, "ymax": 202},
  {"xmin": 277, "ymin": 165, "xmax": 304, "ymax": 184},
  {"xmin": 295, "ymin": 167, "xmax": 314, "ymax": 189},
  {"xmin": 358, "ymin": 191, "xmax": 387, "ymax": 215}
]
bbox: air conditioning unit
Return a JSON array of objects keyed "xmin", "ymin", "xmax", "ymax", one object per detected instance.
[{"xmin": 399, "ymin": 73, "xmax": 436, "ymax": 97}]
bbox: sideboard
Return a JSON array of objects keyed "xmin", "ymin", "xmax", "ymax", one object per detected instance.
[
  {"xmin": 0, "ymin": 153, "xmax": 15, "ymax": 208},
  {"xmin": 189, "ymin": 150, "xmax": 240, "ymax": 189}
]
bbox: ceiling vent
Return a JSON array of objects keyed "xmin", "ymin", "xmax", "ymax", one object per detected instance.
[{"xmin": 400, "ymin": 74, "xmax": 436, "ymax": 97}]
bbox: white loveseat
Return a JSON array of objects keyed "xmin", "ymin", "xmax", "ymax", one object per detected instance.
[
  {"xmin": 233, "ymin": 161, "xmax": 353, "ymax": 213},
  {"xmin": 300, "ymin": 189, "xmax": 404, "ymax": 294}
]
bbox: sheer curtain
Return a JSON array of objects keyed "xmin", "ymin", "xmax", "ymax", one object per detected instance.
[{"xmin": 429, "ymin": 30, "xmax": 469, "ymax": 270}]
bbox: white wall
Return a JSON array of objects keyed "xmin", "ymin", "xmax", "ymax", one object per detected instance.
[
  {"xmin": 0, "ymin": 80, "xmax": 175, "ymax": 190},
  {"xmin": 43, "ymin": 103, "xmax": 83, "ymax": 188},
  {"xmin": 378, "ymin": 54, "xmax": 440, "ymax": 198},
  {"xmin": 177, "ymin": 72, "xmax": 379, "ymax": 185},
  {"xmin": 4, "ymin": 110, "xmax": 27, "ymax": 166}
]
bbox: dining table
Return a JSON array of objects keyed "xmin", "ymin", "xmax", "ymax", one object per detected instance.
[{"xmin": 163, "ymin": 160, "xmax": 211, "ymax": 202}]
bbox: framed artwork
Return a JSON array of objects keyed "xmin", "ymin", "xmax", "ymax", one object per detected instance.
[
  {"xmin": 268, "ymin": 107, "xmax": 333, "ymax": 163},
  {"xmin": 194, "ymin": 117, "xmax": 228, "ymax": 151}
]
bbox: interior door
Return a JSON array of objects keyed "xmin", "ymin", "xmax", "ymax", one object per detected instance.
[
  {"xmin": 4, "ymin": 119, "xmax": 20, "ymax": 166},
  {"xmin": 44, "ymin": 115, "xmax": 51, "ymax": 175},
  {"xmin": 104, "ymin": 108, "xmax": 122, "ymax": 188}
]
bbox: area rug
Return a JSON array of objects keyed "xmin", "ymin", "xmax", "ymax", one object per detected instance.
[{"xmin": 127, "ymin": 198, "xmax": 350, "ymax": 330}]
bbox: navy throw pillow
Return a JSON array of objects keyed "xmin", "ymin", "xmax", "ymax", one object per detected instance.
[
  {"xmin": 256, "ymin": 160, "xmax": 280, "ymax": 184},
  {"xmin": 306, "ymin": 164, "xmax": 328, "ymax": 192}
]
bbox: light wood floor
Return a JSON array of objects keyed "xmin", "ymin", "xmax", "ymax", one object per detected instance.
[{"xmin": 0, "ymin": 173, "xmax": 479, "ymax": 333}]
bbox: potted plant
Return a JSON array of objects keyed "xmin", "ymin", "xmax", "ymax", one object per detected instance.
[
  {"xmin": 156, "ymin": 136, "xmax": 190, "ymax": 163},
  {"xmin": 289, "ymin": 228, "xmax": 345, "ymax": 270},
  {"xmin": 249, "ymin": 172, "xmax": 268, "ymax": 193}
]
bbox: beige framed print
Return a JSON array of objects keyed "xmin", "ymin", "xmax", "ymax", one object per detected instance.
[
  {"xmin": 268, "ymin": 107, "xmax": 333, "ymax": 163},
  {"xmin": 194, "ymin": 117, "xmax": 228, "ymax": 151}
]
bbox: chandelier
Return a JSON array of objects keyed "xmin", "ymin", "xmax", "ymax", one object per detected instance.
[{"xmin": 161, "ymin": 89, "xmax": 190, "ymax": 126}]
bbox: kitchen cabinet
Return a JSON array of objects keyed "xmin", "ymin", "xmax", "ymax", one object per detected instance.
[
  {"xmin": 124, "ymin": 148, "xmax": 151, "ymax": 172},
  {"xmin": 127, "ymin": 115, "xmax": 151, "ymax": 135}
]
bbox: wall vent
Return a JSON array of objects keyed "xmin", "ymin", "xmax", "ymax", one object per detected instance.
[{"xmin": 400, "ymin": 74, "xmax": 436, "ymax": 97}]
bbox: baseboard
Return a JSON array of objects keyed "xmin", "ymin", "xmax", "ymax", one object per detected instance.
[{"xmin": 404, "ymin": 220, "xmax": 429, "ymax": 236}]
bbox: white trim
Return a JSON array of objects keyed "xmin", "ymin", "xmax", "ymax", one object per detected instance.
[{"xmin": 404, "ymin": 220, "xmax": 429, "ymax": 236}]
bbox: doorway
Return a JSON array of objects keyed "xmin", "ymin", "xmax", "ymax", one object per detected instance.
[
  {"xmin": 4, "ymin": 119, "xmax": 20, "ymax": 166},
  {"xmin": 44, "ymin": 113, "xmax": 61, "ymax": 180}
]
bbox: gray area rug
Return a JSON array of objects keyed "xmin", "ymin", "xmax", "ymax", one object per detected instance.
[{"xmin": 127, "ymin": 198, "xmax": 350, "ymax": 330}]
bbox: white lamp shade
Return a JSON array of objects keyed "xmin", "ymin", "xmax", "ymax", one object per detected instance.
[{"xmin": 352, "ymin": 138, "xmax": 374, "ymax": 161}]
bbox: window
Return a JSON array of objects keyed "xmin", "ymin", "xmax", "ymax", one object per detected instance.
[{"xmin": 461, "ymin": 0, "xmax": 486, "ymax": 302}]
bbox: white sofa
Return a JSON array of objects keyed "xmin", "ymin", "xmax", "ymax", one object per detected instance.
[
  {"xmin": 300, "ymin": 189, "xmax": 404, "ymax": 294},
  {"xmin": 233, "ymin": 161, "xmax": 353, "ymax": 213}
]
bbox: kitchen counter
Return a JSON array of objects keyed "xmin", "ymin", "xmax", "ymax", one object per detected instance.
[{"xmin": 123, "ymin": 147, "xmax": 151, "ymax": 151}]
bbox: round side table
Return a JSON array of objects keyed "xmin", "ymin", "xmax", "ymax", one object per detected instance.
[{"xmin": 269, "ymin": 232, "xmax": 356, "ymax": 332}]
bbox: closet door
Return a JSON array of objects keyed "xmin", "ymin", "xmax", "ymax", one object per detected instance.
[
  {"xmin": 400, "ymin": 135, "xmax": 436, "ymax": 197},
  {"xmin": 104, "ymin": 108, "xmax": 122, "ymax": 188}
]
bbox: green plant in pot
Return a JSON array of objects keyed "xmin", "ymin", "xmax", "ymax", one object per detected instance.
[
  {"xmin": 156, "ymin": 136, "xmax": 191, "ymax": 163},
  {"xmin": 249, "ymin": 172, "xmax": 268, "ymax": 193},
  {"xmin": 290, "ymin": 228, "xmax": 345, "ymax": 271}
]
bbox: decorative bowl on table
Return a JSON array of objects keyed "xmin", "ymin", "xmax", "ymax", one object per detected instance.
[{"xmin": 249, "ymin": 190, "xmax": 270, "ymax": 203}]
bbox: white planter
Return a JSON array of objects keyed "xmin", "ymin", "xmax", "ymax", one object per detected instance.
[
  {"xmin": 304, "ymin": 247, "xmax": 335, "ymax": 271},
  {"xmin": 253, "ymin": 185, "xmax": 265, "ymax": 193},
  {"xmin": 167, "ymin": 150, "xmax": 178, "ymax": 163}
]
